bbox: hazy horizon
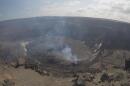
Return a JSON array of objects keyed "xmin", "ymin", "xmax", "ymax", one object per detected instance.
[{"xmin": 0, "ymin": 0, "xmax": 130, "ymax": 22}]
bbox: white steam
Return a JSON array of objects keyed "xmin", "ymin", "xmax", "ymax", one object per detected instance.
[
  {"xmin": 20, "ymin": 42, "xmax": 29, "ymax": 56},
  {"xmin": 44, "ymin": 18, "xmax": 78, "ymax": 64},
  {"xmin": 62, "ymin": 46, "xmax": 78, "ymax": 64}
]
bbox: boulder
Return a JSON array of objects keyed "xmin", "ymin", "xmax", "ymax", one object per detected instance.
[
  {"xmin": 100, "ymin": 73, "xmax": 109, "ymax": 82},
  {"xmin": 125, "ymin": 59, "xmax": 130, "ymax": 71},
  {"xmin": 2, "ymin": 79, "xmax": 15, "ymax": 86},
  {"xmin": 72, "ymin": 74, "xmax": 86, "ymax": 86}
]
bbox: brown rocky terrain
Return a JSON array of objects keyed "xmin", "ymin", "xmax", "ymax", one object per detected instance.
[{"xmin": 0, "ymin": 64, "xmax": 130, "ymax": 86}]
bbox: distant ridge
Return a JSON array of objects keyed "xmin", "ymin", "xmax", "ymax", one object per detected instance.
[{"xmin": 0, "ymin": 16, "xmax": 130, "ymax": 24}]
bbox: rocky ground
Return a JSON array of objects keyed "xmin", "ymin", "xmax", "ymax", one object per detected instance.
[{"xmin": 0, "ymin": 64, "xmax": 130, "ymax": 86}]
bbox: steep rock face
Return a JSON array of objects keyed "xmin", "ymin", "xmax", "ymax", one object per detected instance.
[{"xmin": 91, "ymin": 49, "xmax": 130, "ymax": 68}]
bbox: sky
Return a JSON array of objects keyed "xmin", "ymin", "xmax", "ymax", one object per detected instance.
[{"xmin": 0, "ymin": 0, "xmax": 130, "ymax": 22}]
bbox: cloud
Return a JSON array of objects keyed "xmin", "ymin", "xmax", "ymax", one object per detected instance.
[
  {"xmin": 94, "ymin": 0, "xmax": 130, "ymax": 13},
  {"xmin": 91, "ymin": 0, "xmax": 130, "ymax": 22},
  {"xmin": 38, "ymin": 0, "xmax": 130, "ymax": 22},
  {"xmin": 0, "ymin": 0, "xmax": 130, "ymax": 22}
]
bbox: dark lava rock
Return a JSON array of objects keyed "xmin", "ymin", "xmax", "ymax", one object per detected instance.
[
  {"xmin": 72, "ymin": 75, "xmax": 86, "ymax": 86},
  {"xmin": 83, "ymin": 73, "xmax": 95, "ymax": 82},
  {"xmin": 2, "ymin": 79, "xmax": 15, "ymax": 86},
  {"xmin": 114, "ymin": 72, "xmax": 124, "ymax": 81},
  {"xmin": 125, "ymin": 59, "xmax": 130, "ymax": 71},
  {"xmin": 100, "ymin": 73, "xmax": 109, "ymax": 82},
  {"xmin": 73, "ymin": 79, "xmax": 85, "ymax": 86},
  {"xmin": 121, "ymin": 82, "xmax": 130, "ymax": 86}
]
